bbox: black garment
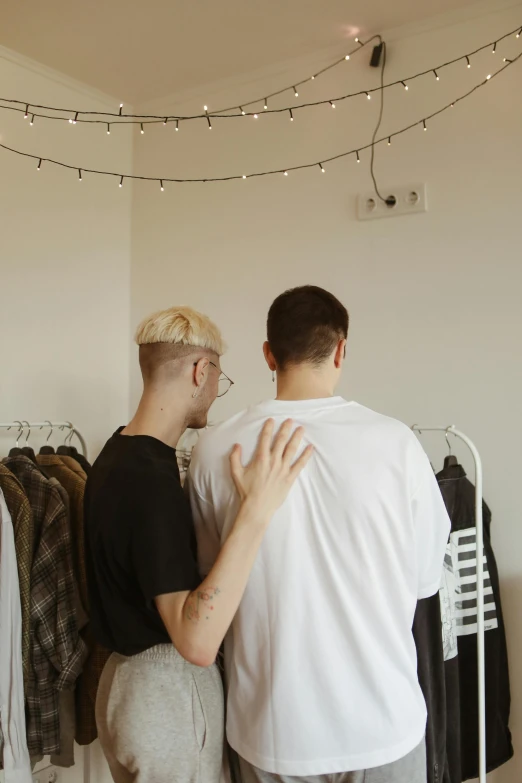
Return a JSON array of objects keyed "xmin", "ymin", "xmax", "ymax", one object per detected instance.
[
  {"xmin": 437, "ymin": 463, "xmax": 513, "ymax": 780},
  {"xmin": 84, "ymin": 429, "xmax": 200, "ymax": 656},
  {"xmin": 57, "ymin": 445, "xmax": 91, "ymax": 475}
]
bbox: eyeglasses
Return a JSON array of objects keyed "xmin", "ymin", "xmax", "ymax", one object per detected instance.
[{"xmin": 193, "ymin": 360, "xmax": 235, "ymax": 398}]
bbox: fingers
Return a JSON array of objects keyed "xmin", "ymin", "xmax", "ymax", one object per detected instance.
[
  {"xmin": 254, "ymin": 419, "xmax": 275, "ymax": 461},
  {"xmin": 271, "ymin": 419, "xmax": 294, "ymax": 462},
  {"xmin": 229, "ymin": 443, "xmax": 243, "ymax": 481},
  {"xmin": 281, "ymin": 425, "xmax": 305, "ymax": 467},
  {"xmin": 288, "ymin": 444, "xmax": 314, "ymax": 481}
]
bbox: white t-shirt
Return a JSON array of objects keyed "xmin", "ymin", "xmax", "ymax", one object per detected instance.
[{"xmin": 187, "ymin": 398, "xmax": 450, "ymax": 776}]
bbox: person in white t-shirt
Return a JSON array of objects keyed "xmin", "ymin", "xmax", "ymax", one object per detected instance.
[{"xmin": 186, "ymin": 285, "xmax": 450, "ymax": 783}]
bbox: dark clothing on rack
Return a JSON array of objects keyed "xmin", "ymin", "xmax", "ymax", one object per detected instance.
[
  {"xmin": 85, "ymin": 429, "xmax": 200, "ymax": 657},
  {"xmin": 2, "ymin": 456, "xmax": 87, "ymax": 756},
  {"xmin": 57, "ymin": 445, "xmax": 91, "ymax": 475},
  {"xmin": 436, "ymin": 463, "xmax": 513, "ymax": 779}
]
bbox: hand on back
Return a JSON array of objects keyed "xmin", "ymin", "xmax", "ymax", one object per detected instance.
[{"xmin": 230, "ymin": 419, "xmax": 313, "ymax": 522}]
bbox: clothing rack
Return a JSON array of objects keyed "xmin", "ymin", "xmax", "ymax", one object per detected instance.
[
  {"xmin": 0, "ymin": 421, "xmax": 88, "ymax": 460},
  {"xmin": 411, "ymin": 425, "xmax": 485, "ymax": 783}
]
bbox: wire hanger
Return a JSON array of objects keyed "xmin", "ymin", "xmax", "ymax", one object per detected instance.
[{"xmin": 444, "ymin": 426, "xmax": 459, "ymax": 468}]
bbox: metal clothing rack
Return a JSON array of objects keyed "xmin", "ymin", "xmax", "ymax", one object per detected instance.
[
  {"xmin": 412, "ymin": 425, "xmax": 485, "ymax": 783},
  {"xmin": 0, "ymin": 421, "xmax": 88, "ymax": 460}
]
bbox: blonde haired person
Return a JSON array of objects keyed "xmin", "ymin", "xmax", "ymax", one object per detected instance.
[{"xmin": 85, "ymin": 306, "xmax": 312, "ymax": 783}]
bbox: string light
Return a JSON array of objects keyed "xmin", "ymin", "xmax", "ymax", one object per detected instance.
[
  {"xmin": 204, "ymin": 105, "xmax": 208, "ymax": 112},
  {"xmin": 253, "ymin": 113, "xmax": 259, "ymax": 119},
  {"xmin": 401, "ymin": 81, "xmax": 409, "ymax": 90},
  {"xmin": 433, "ymin": 69, "xmax": 440, "ymax": 80},
  {"xmin": 264, "ymin": 99, "xmax": 268, "ymax": 110},
  {"xmin": 517, "ymin": 28, "xmax": 521, "ymax": 38},
  {"xmin": 366, "ymin": 92, "xmax": 371, "ymax": 100},
  {"xmin": 388, "ymin": 137, "xmax": 391, "ymax": 145},
  {"xmin": 73, "ymin": 112, "xmax": 78, "ymax": 124},
  {"xmin": 492, "ymin": 42, "xmax": 497, "ymax": 53},
  {"xmin": 466, "ymin": 56, "xmax": 471, "ymax": 68},
  {"xmin": 175, "ymin": 120, "xmax": 179, "ymax": 131},
  {"xmin": 345, "ymin": 54, "xmax": 350, "ymax": 61},
  {"xmin": 107, "ymin": 123, "xmax": 111, "ymax": 134},
  {"xmin": 160, "ymin": 180, "xmax": 164, "ymax": 192},
  {"xmin": 163, "ymin": 117, "xmax": 168, "ymax": 125},
  {"xmin": 37, "ymin": 159, "xmax": 42, "ymax": 171},
  {"xmin": 207, "ymin": 116, "xmax": 212, "ymax": 129},
  {"xmin": 242, "ymin": 175, "xmax": 247, "ymax": 179},
  {"xmin": 30, "ymin": 115, "xmax": 35, "ymax": 126},
  {"xmin": 329, "ymin": 101, "xmax": 336, "ymax": 108},
  {"xmin": 140, "ymin": 123, "xmax": 144, "ymax": 134},
  {"xmin": 289, "ymin": 109, "xmax": 294, "ymax": 121},
  {"xmin": 119, "ymin": 104, "xmax": 123, "ymax": 116},
  {"xmin": 310, "ymin": 75, "xmax": 315, "ymax": 80},
  {"xmin": 119, "ymin": 175, "xmax": 124, "ymax": 187},
  {"xmin": 486, "ymin": 73, "xmax": 492, "ymax": 79},
  {"xmin": 240, "ymin": 107, "xmax": 246, "ymax": 115},
  {"xmin": 319, "ymin": 163, "xmax": 325, "ymax": 173},
  {"xmin": 293, "ymin": 87, "xmax": 299, "ymax": 97},
  {"xmin": 2, "ymin": 52, "xmax": 518, "ymax": 187},
  {"xmin": 24, "ymin": 105, "xmax": 29, "ymax": 119}
]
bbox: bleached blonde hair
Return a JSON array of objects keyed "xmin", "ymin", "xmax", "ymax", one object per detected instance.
[{"xmin": 135, "ymin": 306, "xmax": 225, "ymax": 355}]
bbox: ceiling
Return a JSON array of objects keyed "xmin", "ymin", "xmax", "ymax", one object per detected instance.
[{"xmin": 0, "ymin": 0, "xmax": 483, "ymax": 104}]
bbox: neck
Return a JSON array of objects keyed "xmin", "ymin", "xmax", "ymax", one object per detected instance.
[
  {"xmin": 276, "ymin": 366, "xmax": 335, "ymax": 401},
  {"xmin": 122, "ymin": 387, "xmax": 188, "ymax": 449}
]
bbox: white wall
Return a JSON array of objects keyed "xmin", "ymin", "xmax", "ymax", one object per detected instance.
[
  {"xmin": 131, "ymin": 2, "xmax": 522, "ymax": 781},
  {"xmin": 0, "ymin": 49, "xmax": 133, "ymax": 782}
]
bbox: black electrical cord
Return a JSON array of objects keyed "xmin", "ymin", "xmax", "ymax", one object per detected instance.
[{"xmin": 369, "ymin": 38, "xmax": 391, "ymax": 204}]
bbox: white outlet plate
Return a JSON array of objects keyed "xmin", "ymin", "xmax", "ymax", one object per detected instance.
[{"xmin": 357, "ymin": 183, "xmax": 427, "ymax": 221}]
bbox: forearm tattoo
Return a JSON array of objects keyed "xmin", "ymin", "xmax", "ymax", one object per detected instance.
[{"xmin": 185, "ymin": 586, "xmax": 221, "ymax": 622}]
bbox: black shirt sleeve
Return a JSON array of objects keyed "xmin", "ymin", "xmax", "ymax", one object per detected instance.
[{"xmin": 131, "ymin": 472, "xmax": 200, "ymax": 602}]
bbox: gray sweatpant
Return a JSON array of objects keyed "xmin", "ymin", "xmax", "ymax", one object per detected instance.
[
  {"xmin": 96, "ymin": 644, "xmax": 224, "ymax": 783},
  {"xmin": 238, "ymin": 739, "xmax": 427, "ymax": 783}
]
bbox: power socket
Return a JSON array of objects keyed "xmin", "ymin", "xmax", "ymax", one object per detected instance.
[{"xmin": 357, "ymin": 183, "xmax": 428, "ymax": 220}]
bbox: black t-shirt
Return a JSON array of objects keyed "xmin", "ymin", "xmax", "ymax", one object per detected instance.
[{"xmin": 84, "ymin": 429, "xmax": 200, "ymax": 655}]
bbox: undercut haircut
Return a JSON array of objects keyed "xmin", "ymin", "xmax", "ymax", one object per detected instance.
[
  {"xmin": 267, "ymin": 286, "xmax": 349, "ymax": 370},
  {"xmin": 135, "ymin": 306, "xmax": 224, "ymax": 382}
]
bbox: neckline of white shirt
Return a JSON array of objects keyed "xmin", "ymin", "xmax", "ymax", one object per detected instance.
[{"xmin": 253, "ymin": 396, "xmax": 354, "ymax": 412}]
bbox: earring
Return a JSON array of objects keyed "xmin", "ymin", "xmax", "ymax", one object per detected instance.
[
  {"xmin": 272, "ymin": 371, "xmax": 275, "ymax": 383},
  {"xmin": 192, "ymin": 390, "xmax": 198, "ymax": 398}
]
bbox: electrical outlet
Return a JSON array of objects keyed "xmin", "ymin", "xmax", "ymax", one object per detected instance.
[{"xmin": 357, "ymin": 183, "xmax": 427, "ymax": 220}]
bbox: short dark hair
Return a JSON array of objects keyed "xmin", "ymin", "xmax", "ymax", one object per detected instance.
[{"xmin": 267, "ymin": 286, "xmax": 349, "ymax": 369}]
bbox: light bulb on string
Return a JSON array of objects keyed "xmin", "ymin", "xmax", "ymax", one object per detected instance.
[
  {"xmin": 78, "ymin": 169, "xmax": 82, "ymax": 182},
  {"xmin": 345, "ymin": 54, "xmax": 350, "ymax": 61},
  {"xmin": 492, "ymin": 42, "xmax": 497, "ymax": 54},
  {"xmin": 204, "ymin": 105, "xmax": 208, "ymax": 112},
  {"xmin": 119, "ymin": 176, "xmax": 124, "ymax": 188},
  {"xmin": 329, "ymin": 101, "xmax": 336, "ymax": 109},
  {"xmin": 311, "ymin": 75, "xmax": 315, "ymax": 80},
  {"xmin": 283, "ymin": 171, "xmax": 288, "ymax": 176},
  {"xmin": 253, "ymin": 113, "xmax": 259, "ymax": 119},
  {"xmin": 366, "ymin": 92, "xmax": 371, "ymax": 100},
  {"xmin": 107, "ymin": 123, "xmax": 111, "ymax": 135},
  {"xmin": 466, "ymin": 56, "xmax": 471, "ymax": 68},
  {"xmin": 73, "ymin": 112, "xmax": 78, "ymax": 124},
  {"xmin": 433, "ymin": 70, "xmax": 440, "ymax": 80},
  {"xmin": 24, "ymin": 105, "xmax": 29, "ymax": 119},
  {"xmin": 160, "ymin": 180, "xmax": 164, "ymax": 192},
  {"xmin": 388, "ymin": 137, "xmax": 391, "ymax": 146},
  {"xmin": 239, "ymin": 107, "xmax": 246, "ymax": 115},
  {"xmin": 140, "ymin": 123, "xmax": 145, "ymax": 134},
  {"xmin": 37, "ymin": 159, "xmax": 42, "ymax": 171},
  {"xmin": 175, "ymin": 120, "xmax": 179, "ymax": 131},
  {"xmin": 423, "ymin": 120, "xmax": 427, "ymax": 131},
  {"xmin": 486, "ymin": 74, "xmax": 492, "ymax": 80},
  {"xmin": 293, "ymin": 87, "xmax": 299, "ymax": 97},
  {"xmin": 163, "ymin": 118, "xmax": 168, "ymax": 126},
  {"xmin": 264, "ymin": 99, "xmax": 268, "ymax": 110},
  {"xmin": 119, "ymin": 104, "xmax": 123, "ymax": 116},
  {"xmin": 207, "ymin": 116, "xmax": 212, "ymax": 129},
  {"xmin": 517, "ymin": 28, "xmax": 521, "ymax": 38},
  {"xmin": 242, "ymin": 175, "xmax": 247, "ymax": 179},
  {"xmin": 356, "ymin": 150, "xmax": 360, "ymax": 163},
  {"xmin": 319, "ymin": 163, "xmax": 325, "ymax": 173},
  {"xmin": 289, "ymin": 109, "xmax": 294, "ymax": 121},
  {"xmin": 401, "ymin": 81, "xmax": 409, "ymax": 90},
  {"xmin": 30, "ymin": 115, "xmax": 34, "ymax": 126}
]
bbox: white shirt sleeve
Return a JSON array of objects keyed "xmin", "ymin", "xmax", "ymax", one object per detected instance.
[
  {"xmin": 185, "ymin": 469, "xmax": 222, "ymax": 579},
  {"xmin": 411, "ymin": 455, "xmax": 451, "ymax": 599},
  {"xmin": 0, "ymin": 490, "xmax": 33, "ymax": 783}
]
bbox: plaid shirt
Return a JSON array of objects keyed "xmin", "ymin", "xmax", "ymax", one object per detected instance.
[
  {"xmin": 0, "ymin": 464, "xmax": 33, "ymax": 694},
  {"xmin": 3, "ymin": 456, "xmax": 87, "ymax": 756}
]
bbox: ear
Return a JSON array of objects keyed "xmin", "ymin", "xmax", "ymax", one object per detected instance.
[
  {"xmin": 263, "ymin": 341, "xmax": 277, "ymax": 372},
  {"xmin": 193, "ymin": 357, "xmax": 210, "ymax": 393},
  {"xmin": 334, "ymin": 339, "xmax": 346, "ymax": 369}
]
